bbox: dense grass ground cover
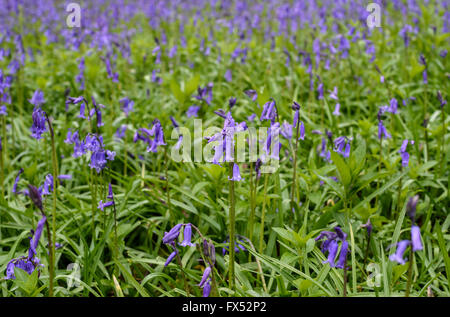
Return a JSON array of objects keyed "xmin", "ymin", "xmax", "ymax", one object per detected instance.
[{"xmin": 0, "ymin": 0, "xmax": 448, "ymax": 298}]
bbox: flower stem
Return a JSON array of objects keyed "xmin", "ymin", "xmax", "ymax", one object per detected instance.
[
  {"xmin": 346, "ymin": 200, "xmax": 357, "ymax": 293},
  {"xmin": 45, "ymin": 115, "xmax": 58, "ymax": 297},
  {"xmin": 228, "ymin": 162, "xmax": 236, "ymax": 292},
  {"xmin": 440, "ymin": 107, "xmax": 446, "ymax": 178},
  {"xmin": 248, "ymin": 162, "xmax": 255, "ymax": 243},
  {"xmin": 405, "ymin": 250, "xmax": 414, "ymax": 297},
  {"xmin": 290, "ymin": 116, "xmax": 301, "ymax": 225},
  {"xmin": 343, "ymin": 265, "xmax": 348, "ymax": 297},
  {"xmin": 259, "ymin": 174, "xmax": 269, "ymax": 254},
  {"xmin": 164, "ymin": 146, "xmax": 172, "ymax": 217},
  {"xmin": 175, "ymin": 250, "xmax": 190, "ymax": 296}
]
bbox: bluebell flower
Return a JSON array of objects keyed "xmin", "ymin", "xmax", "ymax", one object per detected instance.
[
  {"xmin": 28, "ymin": 90, "xmax": 45, "ymax": 107},
  {"xmin": 5, "ymin": 214, "xmax": 46, "ymax": 280},
  {"xmin": 244, "ymin": 89, "xmax": 257, "ymax": 102},
  {"xmin": 115, "ymin": 125, "xmax": 127, "ymax": 139},
  {"xmin": 260, "ymin": 99, "xmax": 277, "ymax": 122},
  {"xmin": 195, "ymin": 83, "xmax": 213, "ymax": 105},
  {"xmin": 398, "ymin": 139, "xmax": 414, "ymax": 167},
  {"xmin": 406, "ymin": 195, "xmax": 419, "ymax": 223},
  {"xmin": 163, "ymin": 224, "xmax": 183, "ymax": 245},
  {"xmin": 329, "ymin": 87, "xmax": 338, "ymax": 100},
  {"xmin": 332, "ymin": 103, "xmax": 341, "ymax": 116},
  {"xmin": 229, "ymin": 97, "xmax": 237, "ymax": 109},
  {"xmin": 224, "ymin": 69, "xmax": 232, "ymax": 82},
  {"xmin": 247, "ymin": 113, "xmax": 256, "ymax": 121},
  {"xmin": 30, "ymin": 106, "xmax": 47, "ymax": 140},
  {"xmin": 437, "ymin": 91, "xmax": 447, "ymax": 108},
  {"xmin": 229, "ymin": 163, "xmax": 242, "ymax": 181},
  {"xmin": 186, "ymin": 105, "xmax": 200, "ymax": 118},
  {"xmin": 164, "ymin": 247, "xmax": 178, "ymax": 267},
  {"xmin": 411, "ymin": 225, "xmax": 423, "ymax": 252},
  {"xmin": 40, "ymin": 174, "xmax": 53, "ymax": 196},
  {"xmin": 333, "ymin": 136, "xmax": 351, "ymax": 158},
  {"xmin": 179, "ymin": 224, "xmax": 195, "ymax": 247},
  {"xmin": 198, "ymin": 266, "xmax": 211, "ymax": 288},
  {"xmin": 120, "ymin": 97, "xmax": 134, "ymax": 117},
  {"xmin": 316, "ymin": 227, "xmax": 349, "ymax": 269},
  {"xmin": 389, "ymin": 240, "xmax": 410, "ymax": 264},
  {"xmin": 378, "ymin": 119, "xmax": 391, "ymax": 140},
  {"xmin": 98, "ymin": 199, "xmax": 114, "ymax": 211},
  {"xmin": 202, "ymin": 279, "xmax": 212, "ymax": 297}
]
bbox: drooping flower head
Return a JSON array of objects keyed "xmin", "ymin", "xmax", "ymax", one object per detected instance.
[
  {"xmin": 333, "ymin": 136, "xmax": 351, "ymax": 158},
  {"xmin": 28, "ymin": 90, "xmax": 45, "ymax": 107},
  {"xmin": 30, "ymin": 106, "xmax": 47, "ymax": 140},
  {"xmin": 5, "ymin": 214, "xmax": 46, "ymax": 280},
  {"xmin": 315, "ymin": 226, "xmax": 349, "ymax": 269}
]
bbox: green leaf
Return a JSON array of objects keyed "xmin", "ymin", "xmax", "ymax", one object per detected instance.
[
  {"xmin": 169, "ymin": 78, "xmax": 184, "ymax": 104},
  {"xmin": 435, "ymin": 221, "xmax": 450, "ymax": 287},
  {"xmin": 330, "ymin": 151, "xmax": 351, "ymax": 189}
]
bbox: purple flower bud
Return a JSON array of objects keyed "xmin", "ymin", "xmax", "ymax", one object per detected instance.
[
  {"xmin": 406, "ymin": 195, "xmax": 419, "ymax": 222},
  {"xmin": 27, "ymin": 184, "xmax": 43, "ymax": 211},
  {"xmin": 198, "ymin": 266, "xmax": 211, "ymax": 288},
  {"xmin": 361, "ymin": 219, "xmax": 373, "ymax": 237},
  {"xmin": 228, "ymin": 97, "xmax": 237, "ymax": 109},
  {"xmin": 12, "ymin": 168, "xmax": 24, "ymax": 194},
  {"xmin": 437, "ymin": 91, "xmax": 447, "ymax": 108},
  {"xmin": 164, "ymin": 250, "xmax": 177, "ymax": 267}
]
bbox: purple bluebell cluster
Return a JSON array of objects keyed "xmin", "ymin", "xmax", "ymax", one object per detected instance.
[
  {"xmin": 315, "ymin": 227, "xmax": 349, "ymax": 269},
  {"xmin": 5, "ymin": 215, "xmax": 46, "ymax": 280},
  {"xmin": 195, "ymin": 83, "xmax": 213, "ymax": 105},
  {"xmin": 163, "ymin": 223, "xmax": 215, "ymax": 297},
  {"xmin": 333, "ymin": 136, "xmax": 351, "ymax": 158},
  {"xmin": 134, "ymin": 119, "xmax": 166, "ymax": 153},
  {"xmin": 208, "ymin": 112, "xmax": 247, "ymax": 166}
]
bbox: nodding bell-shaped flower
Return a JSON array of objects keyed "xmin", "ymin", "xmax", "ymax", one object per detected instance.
[
  {"xmin": 163, "ymin": 224, "xmax": 183, "ymax": 245},
  {"xmin": 30, "ymin": 106, "xmax": 47, "ymax": 140},
  {"xmin": 389, "ymin": 240, "xmax": 411, "ymax": 264},
  {"xmin": 228, "ymin": 163, "xmax": 242, "ymax": 181},
  {"xmin": 198, "ymin": 266, "xmax": 211, "ymax": 288},
  {"xmin": 411, "ymin": 225, "xmax": 423, "ymax": 252},
  {"xmin": 179, "ymin": 224, "xmax": 195, "ymax": 247}
]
